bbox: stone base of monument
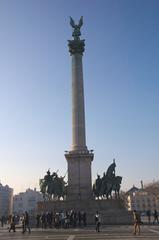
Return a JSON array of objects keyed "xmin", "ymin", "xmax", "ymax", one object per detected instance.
[{"xmin": 37, "ymin": 199, "xmax": 133, "ymax": 224}]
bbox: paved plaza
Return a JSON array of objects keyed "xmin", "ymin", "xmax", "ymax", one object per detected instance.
[{"xmin": 0, "ymin": 225, "xmax": 159, "ymax": 240}]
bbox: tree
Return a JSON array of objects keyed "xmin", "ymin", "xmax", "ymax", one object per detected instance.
[{"xmin": 144, "ymin": 180, "xmax": 159, "ymax": 197}]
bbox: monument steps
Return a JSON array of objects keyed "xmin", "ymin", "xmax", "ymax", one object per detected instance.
[{"xmin": 38, "ymin": 199, "xmax": 133, "ymax": 224}]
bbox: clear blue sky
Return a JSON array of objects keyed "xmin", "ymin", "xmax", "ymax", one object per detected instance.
[{"xmin": 0, "ymin": 0, "xmax": 159, "ymax": 194}]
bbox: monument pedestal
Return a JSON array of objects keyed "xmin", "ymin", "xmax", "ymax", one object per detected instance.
[
  {"xmin": 65, "ymin": 150, "xmax": 93, "ymax": 200},
  {"xmin": 38, "ymin": 199, "xmax": 133, "ymax": 224}
]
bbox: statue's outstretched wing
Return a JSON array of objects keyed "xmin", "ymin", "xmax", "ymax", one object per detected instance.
[
  {"xmin": 78, "ymin": 16, "xmax": 83, "ymax": 28},
  {"xmin": 70, "ymin": 16, "xmax": 75, "ymax": 28}
]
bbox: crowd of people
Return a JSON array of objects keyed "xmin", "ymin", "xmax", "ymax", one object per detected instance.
[
  {"xmin": 146, "ymin": 209, "xmax": 159, "ymax": 224},
  {"xmin": 133, "ymin": 209, "xmax": 159, "ymax": 235},
  {"xmin": 0, "ymin": 209, "xmax": 159, "ymax": 236},
  {"xmin": 0, "ymin": 211, "xmax": 31, "ymax": 233},
  {"xmin": 0, "ymin": 209, "xmax": 87, "ymax": 233},
  {"xmin": 36, "ymin": 210, "xmax": 87, "ymax": 229}
]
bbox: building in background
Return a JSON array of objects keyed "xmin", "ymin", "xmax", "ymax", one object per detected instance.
[
  {"xmin": 13, "ymin": 188, "xmax": 43, "ymax": 215},
  {"xmin": 126, "ymin": 183, "xmax": 159, "ymax": 213},
  {"xmin": 0, "ymin": 183, "xmax": 13, "ymax": 216}
]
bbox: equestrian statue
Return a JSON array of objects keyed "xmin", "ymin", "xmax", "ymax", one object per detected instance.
[
  {"xmin": 93, "ymin": 159, "xmax": 122, "ymax": 199},
  {"xmin": 39, "ymin": 169, "xmax": 67, "ymax": 200}
]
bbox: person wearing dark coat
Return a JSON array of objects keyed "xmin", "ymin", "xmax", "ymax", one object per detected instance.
[{"xmin": 22, "ymin": 211, "xmax": 31, "ymax": 233}]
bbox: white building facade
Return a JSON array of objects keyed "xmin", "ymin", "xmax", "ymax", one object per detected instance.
[
  {"xmin": 0, "ymin": 183, "xmax": 13, "ymax": 216},
  {"xmin": 13, "ymin": 188, "xmax": 43, "ymax": 215},
  {"xmin": 126, "ymin": 186, "xmax": 159, "ymax": 213}
]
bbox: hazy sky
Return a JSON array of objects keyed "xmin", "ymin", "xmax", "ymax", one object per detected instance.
[{"xmin": 0, "ymin": 0, "xmax": 159, "ymax": 194}]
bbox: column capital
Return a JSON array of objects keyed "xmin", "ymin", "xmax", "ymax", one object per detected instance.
[{"xmin": 68, "ymin": 39, "xmax": 85, "ymax": 55}]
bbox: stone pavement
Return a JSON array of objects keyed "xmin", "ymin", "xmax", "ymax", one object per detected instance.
[{"xmin": 0, "ymin": 225, "xmax": 159, "ymax": 240}]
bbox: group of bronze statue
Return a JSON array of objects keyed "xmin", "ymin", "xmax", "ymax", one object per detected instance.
[
  {"xmin": 39, "ymin": 160, "xmax": 122, "ymax": 200},
  {"xmin": 39, "ymin": 170, "xmax": 67, "ymax": 200},
  {"xmin": 93, "ymin": 160, "xmax": 122, "ymax": 199}
]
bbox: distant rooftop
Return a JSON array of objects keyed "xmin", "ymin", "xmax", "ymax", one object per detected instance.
[
  {"xmin": 0, "ymin": 183, "xmax": 13, "ymax": 191},
  {"xmin": 126, "ymin": 185, "xmax": 140, "ymax": 194}
]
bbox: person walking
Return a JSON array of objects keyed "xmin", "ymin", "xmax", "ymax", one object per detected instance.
[
  {"xmin": 146, "ymin": 210, "xmax": 151, "ymax": 224},
  {"xmin": 95, "ymin": 211, "xmax": 101, "ymax": 232},
  {"xmin": 153, "ymin": 210, "xmax": 159, "ymax": 224},
  {"xmin": 0, "ymin": 216, "xmax": 5, "ymax": 227},
  {"xmin": 133, "ymin": 210, "xmax": 141, "ymax": 235},
  {"xmin": 22, "ymin": 211, "xmax": 31, "ymax": 234},
  {"xmin": 8, "ymin": 215, "xmax": 16, "ymax": 232},
  {"xmin": 83, "ymin": 212, "xmax": 87, "ymax": 227},
  {"xmin": 36, "ymin": 214, "xmax": 40, "ymax": 228},
  {"xmin": 78, "ymin": 211, "xmax": 82, "ymax": 227}
]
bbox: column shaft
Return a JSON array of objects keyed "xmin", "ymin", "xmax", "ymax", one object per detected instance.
[{"xmin": 72, "ymin": 53, "xmax": 87, "ymax": 151}]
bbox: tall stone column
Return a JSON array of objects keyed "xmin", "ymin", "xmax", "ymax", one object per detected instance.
[
  {"xmin": 71, "ymin": 43, "xmax": 86, "ymax": 151},
  {"xmin": 65, "ymin": 17, "xmax": 94, "ymax": 200}
]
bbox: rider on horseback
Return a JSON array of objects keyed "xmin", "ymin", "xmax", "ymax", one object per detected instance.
[{"xmin": 106, "ymin": 159, "xmax": 116, "ymax": 179}]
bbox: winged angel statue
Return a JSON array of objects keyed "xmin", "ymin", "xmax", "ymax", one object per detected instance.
[{"xmin": 70, "ymin": 16, "xmax": 83, "ymax": 40}]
